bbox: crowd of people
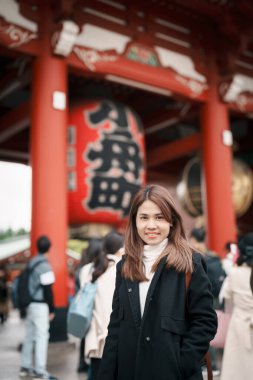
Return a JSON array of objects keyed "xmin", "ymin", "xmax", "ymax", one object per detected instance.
[{"xmin": 1, "ymin": 184, "xmax": 253, "ymax": 380}]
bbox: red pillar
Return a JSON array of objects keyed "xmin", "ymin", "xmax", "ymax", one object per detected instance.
[
  {"xmin": 201, "ymin": 56, "xmax": 236, "ymax": 257},
  {"xmin": 30, "ymin": 3, "xmax": 68, "ymax": 339}
]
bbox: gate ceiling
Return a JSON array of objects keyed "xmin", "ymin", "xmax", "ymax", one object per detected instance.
[{"xmin": 0, "ymin": 0, "xmax": 253, "ymax": 180}]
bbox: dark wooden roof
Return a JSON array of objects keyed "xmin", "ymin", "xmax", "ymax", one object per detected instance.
[{"xmin": 0, "ymin": 0, "xmax": 253, "ymax": 178}]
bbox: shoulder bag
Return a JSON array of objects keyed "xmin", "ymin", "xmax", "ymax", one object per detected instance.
[{"xmin": 67, "ymin": 279, "xmax": 97, "ymax": 338}]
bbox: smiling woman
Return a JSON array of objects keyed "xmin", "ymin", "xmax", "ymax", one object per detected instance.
[
  {"xmin": 123, "ymin": 184, "xmax": 194, "ymax": 280},
  {"xmin": 98, "ymin": 184, "xmax": 217, "ymax": 380},
  {"xmin": 0, "ymin": 162, "xmax": 31, "ymax": 231},
  {"xmin": 136, "ymin": 199, "xmax": 171, "ymax": 246}
]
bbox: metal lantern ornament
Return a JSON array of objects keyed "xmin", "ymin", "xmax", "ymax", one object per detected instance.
[
  {"xmin": 67, "ymin": 100, "xmax": 146, "ymax": 224},
  {"xmin": 177, "ymin": 156, "xmax": 253, "ymax": 217}
]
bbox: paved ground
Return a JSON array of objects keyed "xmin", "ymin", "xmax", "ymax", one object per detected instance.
[
  {"xmin": 0, "ymin": 309, "xmax": 88, "ymax": 380},
  {"xmin": 1, "ymin": 309, "xmax": 221, "ymax": 380}
]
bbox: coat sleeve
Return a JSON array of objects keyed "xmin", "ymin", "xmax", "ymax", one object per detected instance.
[
  {"xmin": 181, "ymin": 253, "xmax": 218, "ymax": 378},
  {"xmin": 97, "ymin": 261, "xmax": 123, "ymax": 380},
  {"xmin": 219, "ymin": 271, "xmax": 233, "ymax": 303}
]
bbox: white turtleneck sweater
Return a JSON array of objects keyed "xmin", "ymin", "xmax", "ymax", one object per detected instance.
[{"xmin": 139, "ymin": 238, "xmax": 168, "ymax": 316}]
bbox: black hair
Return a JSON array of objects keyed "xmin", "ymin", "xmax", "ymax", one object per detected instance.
[
  {"xmin": 37, "ymin": 235, "xmax": 51, "ymax": 254},
  {"xmin": 190, "ymin": 228, "xmax": 206, "ymax": 243},
  {"xmin": 103, "ymin": 231, "xmax": 124, "ymax": 255},
  {"xmin": 225, "ymin": 241, "xmax": 232, "ymax": 252},
  {"xmin": 80, "ymin": 238, "xmax": 102, "ymax": 267},
  {"xmin": 87, "ymin": 238, "xmax": 108, "ymax": 283}
]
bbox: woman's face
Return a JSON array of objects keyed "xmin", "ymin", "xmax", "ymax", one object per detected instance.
[{"xmin": 136, "ymin": 199, "xmax": 171, "ymax": 245}]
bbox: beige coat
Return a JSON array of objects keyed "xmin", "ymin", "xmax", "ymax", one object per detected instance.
[
  {"xmin": 79, "ymin": 254, "xmax": 120, "ymax": 359},
  {"xmin": 220, "ymin": 265, "xmax": 253, "ymax": 380}
]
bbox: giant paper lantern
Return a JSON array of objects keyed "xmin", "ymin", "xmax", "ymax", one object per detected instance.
[{"xmin": 67, "ymin": 100, "xmax": 146, "ymax": 224}]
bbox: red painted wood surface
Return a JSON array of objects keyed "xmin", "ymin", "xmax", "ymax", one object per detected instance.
[
  {"xmin": 201, "ymin": 57, "xmax": 237, "ymax": 257},
  {"xmin": 30, "ymin": 3, "xmax": 68, "ymax": 307}
]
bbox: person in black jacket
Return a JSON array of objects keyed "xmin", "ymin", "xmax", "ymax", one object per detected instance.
[{"xmin": 98, "ymin": 184, "xmax": 217, "ymax": 380}]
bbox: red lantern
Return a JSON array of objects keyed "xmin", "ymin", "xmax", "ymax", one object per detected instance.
[{"xmin": 67, "ymin": 100, "xmax": 146, "ymax": 224}]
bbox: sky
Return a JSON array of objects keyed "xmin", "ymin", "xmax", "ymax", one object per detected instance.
[{"xmin": 0, "ymin": 161, "xmax": 31, "ymax": 231}]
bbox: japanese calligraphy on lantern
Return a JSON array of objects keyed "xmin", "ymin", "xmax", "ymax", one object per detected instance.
[{"xmin": 68, "ymin": 100, "xmax": 146, "ymax": 224}]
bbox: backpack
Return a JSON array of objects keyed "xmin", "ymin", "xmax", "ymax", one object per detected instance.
[
  {"xmin": 67, "ymin": 281, "xmax": 97, "ymax": 338},
  {"xmin": 11, "ymin": 261, "xmax": 42, "ymax": 310}
]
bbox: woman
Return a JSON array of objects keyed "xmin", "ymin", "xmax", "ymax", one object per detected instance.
[
  {"xmin": 98, "ymin": 184, "xmax": 217, "ymax": 380},
  {"xmin": 220, "ymin": 233, "xmax": 253, "ymax": 380},
  {"xmin": 79, "ymin": 231, "xmax": 124, "ymax": 380},
  {"xmin": 75, "ymin": 239, "xmax": 103, "ymax": 374}
]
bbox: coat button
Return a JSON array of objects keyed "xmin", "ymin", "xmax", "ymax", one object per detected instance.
[
  {"xmin": 128, "ymin": 288, "xmax": 132, "ymax": 292},
  {"xmin": 145, "ymin": 336, "xmax": 151, "ymax": 342}
]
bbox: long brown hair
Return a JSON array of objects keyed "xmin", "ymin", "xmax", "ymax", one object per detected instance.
[{"xmin": 122, "ymin": 184, "xmax": 193, "ymax": 281}]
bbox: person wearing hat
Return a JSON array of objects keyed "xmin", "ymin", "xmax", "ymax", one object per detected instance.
[
  {"xmin": 220, "ymin": 233, "xmax": 253, "ymax": 380},
  {"xmin": 19, "ymin": 235, "xmax": 57, "ymax": 380}
]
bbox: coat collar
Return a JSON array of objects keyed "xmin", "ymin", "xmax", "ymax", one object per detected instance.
[{"xmin": 124, "ymin": 255, "xmax": 167, "ymax": 328}]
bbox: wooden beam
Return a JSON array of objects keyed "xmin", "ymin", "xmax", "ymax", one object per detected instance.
[
  {"xmin": 67, "ymin": 51, "xmax": 208, "ymax": 102},
  {"xmin": 228, "ymin": 100, "xmax": 253, "ymax": 113},
  {"xmin": 144, "ymin": 105, "xmax": 198, "ymax": 135},
  {"xmin": 0, "ymin": 148, "xmax": 29, "ymax": 161},
  {"xmin": 0, "ymin": 102, "xmax": 30, "ymax": 144},
  {"xmin": 0, "ymin": 17, "xmax": 40, "ymax": 56},
  {"xmin": 0, "ymin": 70, "xmax": 31, "ymax": 102},
  {"xmin": 147, "ymin": 133, "xmax": 200, "ymax": 168},
  {"xmin": 147, "ymin": 170, "xmax": 176, "ymax": 183},
  {"xmin": 51, "ymin": 0, "xmax": 77, "ymax": 21}
]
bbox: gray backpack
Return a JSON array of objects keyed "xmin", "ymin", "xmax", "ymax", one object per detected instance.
[{"xmin": 67, "ymin": 281, "xmax": 97, "ymax": 338}]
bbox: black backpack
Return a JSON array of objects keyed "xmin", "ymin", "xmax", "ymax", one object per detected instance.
[{"xmin": 12, "ymin": 261, "xmax": 41, "ymax": 310}]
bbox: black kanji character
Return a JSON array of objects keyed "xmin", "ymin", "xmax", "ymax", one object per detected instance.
[
  {"xmin": 87, "ymin": 137, "xmax": 142, "ymax": 179},
  {"xmin": 87, "ymin": 176, "xmax": 139, "ymax": 216}
]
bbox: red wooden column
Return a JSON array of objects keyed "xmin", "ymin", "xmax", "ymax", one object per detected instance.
[
  {"xmin": 30, "ymin": 3, "xmax": 68, "ymax": 340},
  {"xmin": 201, "ymin": 56, "xmax": 236, "ymax": 257}
]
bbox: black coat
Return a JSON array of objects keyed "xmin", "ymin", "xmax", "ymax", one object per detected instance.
[{"xmin": 98, "ymin": 253, "xmax": 217, "ymax": 380}]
